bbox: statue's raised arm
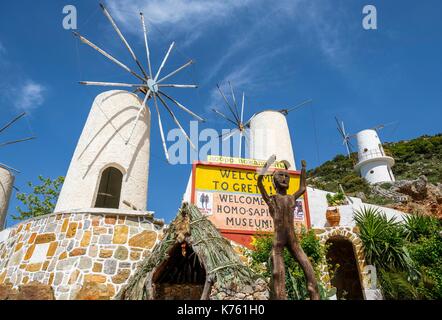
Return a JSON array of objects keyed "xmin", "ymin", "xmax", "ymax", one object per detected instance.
[
  {"xmin": 293, "ymin": 159, "xmax": 307, "ymax": 200},
  {"xmin": 257, "ymin": 174, "xmax": 271, "ymax": 206},
  {"xmin": 257, "ymin": 155, "xmax": 276, "ymax": 207}
]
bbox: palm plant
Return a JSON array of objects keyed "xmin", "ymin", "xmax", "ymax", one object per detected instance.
[{"xmin": 354, "ymin": 206, "xmax": 409, "ymax": 270}]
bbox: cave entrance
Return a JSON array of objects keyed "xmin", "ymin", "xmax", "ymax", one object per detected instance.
[
  {"xmin": 326, "ymin": 236, "xmax": 364, "ymax": 300},
  {"xmin": 152, "ymin": 243, "xmax": 206, "ymax": 300}
]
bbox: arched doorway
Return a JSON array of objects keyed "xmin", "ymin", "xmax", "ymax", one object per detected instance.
[
  {"xmin": 94, "ymin": 167, "xmax": 123, "ymax": 209},
  {"xmin": 326, "ymin": 236, "xmax": 364, "ymax": 300},
  {"xmin": 152, "ymin": 243, "xmax": 206, "ymax": 300}
]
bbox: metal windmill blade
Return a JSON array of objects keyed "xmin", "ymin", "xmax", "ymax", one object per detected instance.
[
  {"xmin": 371, "ymin": 121, "xmax": 399, "ymax": 132},
  {"xmin": 279, "ymin": 99, "xmax": 313, "ymax": 116},
  {"xmin": 0, "ymin": 113, "xmax": 35, "ymax": 193},
  {"xmin": 335, "ymin": 117, "xmax": 354, "ymax": 158},
  {"xmin": 0, "ymin": 163, "xmax": 20, "ymax": 174},
  {"xmin": 0, "ymin": 112, "xmax": 36, "ymax": 149},
  {"xmin": 74, "ymin": 3, "xmax": 205, "ymax": 162},
  {"xmin": 212, "ymin": 82, "xmax": 249, "ymax": 158}
]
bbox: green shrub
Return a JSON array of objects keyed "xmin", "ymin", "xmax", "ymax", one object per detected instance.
[
  {"xmin": 326, "ymin": 191, "xmax": 346, "ymax": 207},
  {"xmin": 248, "ymin": 228, "xmax": 328, "ymax": 300},
  {"xmin": 380, "ymin": 182, "xmax": 392, "ymax": 190},
  {"xmin": 355, "ymin": 206, "xmax": 442, "ymax": 299},
  {"xmin": 378, "ymin": 269, "xmax": 425, "ymax": 300},
  {"xmin": 403, "ymin": 214, "xmax": 440, "ymax": 242},
  {"xmin": 14, "ymin": 176, "xmax": 65, "ymax": 221},
  {"xmin": 354, "ymin": 206, "xmax": 408, "ymax": 270}
]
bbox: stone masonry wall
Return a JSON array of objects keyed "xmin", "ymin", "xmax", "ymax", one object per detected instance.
[
  {"xmin": 0, "ymin": 211, "xmax": 164, "ymax": 300},
  {"xmin": 210, "ymin": 278, "xmax": 269, "ymax": 300}
]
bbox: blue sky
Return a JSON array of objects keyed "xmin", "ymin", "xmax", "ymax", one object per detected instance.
[{"xmin": 1, "ymin": 0, "xmax": 441, "ymax": 227}]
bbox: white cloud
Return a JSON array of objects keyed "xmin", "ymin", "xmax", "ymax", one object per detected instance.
[
  {"xmin": 208, "ymin": 44, "xmax": 293, "ymax": 112},
  {"xmin": 106, "ymin": 0, "xmax": 253, "ymax": 37},
  {"xmin": 203, "ymin": 0, "xmax": 351, "ymax": 84},
  {"xmin": 292, "ymin": 1, "xmax": 351, "ymax": 68},
  {"xmin": 103, "ymin": 0, "xmax": 351, "ymax": 81},
  {"xmin": 0, "ymin": 40, "xmax": 47, "ymax": 112},
  {"xmin": 14, "ymin": 80, "xmax": 46, "ymax": 111}
]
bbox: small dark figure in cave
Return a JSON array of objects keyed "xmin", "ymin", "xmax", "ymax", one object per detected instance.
[{"xmin": 257, "ymin": 157, "xmax": 320, "ymax": 300}]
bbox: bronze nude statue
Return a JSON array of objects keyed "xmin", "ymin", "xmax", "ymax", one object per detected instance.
[{"xmin": 257, "ymin": 156, "xmax": 320, "ymax": 300}]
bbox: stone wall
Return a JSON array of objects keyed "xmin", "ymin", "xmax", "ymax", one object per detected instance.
[
  {"xmin": 0, "ymin": 209, "xmax": 164, "ymax": 300},
  {"xmin": 210, "ymin": 278, "xmax": 269, "ymax": 300}
]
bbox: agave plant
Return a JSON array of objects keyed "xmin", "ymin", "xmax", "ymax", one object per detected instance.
[
  {"xmin": 354, "ymin": 206, "xmax": 409, "ymax": 271},
  {"xmin": 403, "ymin": 213, "xmax": 440, "ymax": 242}
]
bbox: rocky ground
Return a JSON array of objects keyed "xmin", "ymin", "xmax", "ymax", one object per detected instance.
[{"xmin": 370, "ymin": 176, "xmax": 442, "ymax": 218}]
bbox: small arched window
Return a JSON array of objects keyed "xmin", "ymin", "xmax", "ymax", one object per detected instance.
[{"xmin": 94, "ymin": 167, "xmax": 123, "ymax": 209}]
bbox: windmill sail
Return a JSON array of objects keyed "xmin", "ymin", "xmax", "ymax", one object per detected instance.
[
  {"xmin": 75, "ymin": 3, "xmax": 205, "ymax": 162},
  {"xmin": 212, "ymin": 82, "xmax": 249, "ymax": 158},
  {"xmin": 335, "ymin": 116, "xmax": 354, "ymax": 158}
]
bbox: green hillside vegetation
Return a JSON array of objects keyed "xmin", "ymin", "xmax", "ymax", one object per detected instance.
[
  {"xmin": 308, "ymin": 134, "xmax": 442, "ymax": 204},
  {"xmin": 384, "ymin": 134, "xmax": 442, "ymax": 184}
]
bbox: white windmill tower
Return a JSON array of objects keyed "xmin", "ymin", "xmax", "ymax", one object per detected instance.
[
  {"xmin": 212, "ymin": 82, "xmax": 248, "ymax": 158},
  {"xmin": 248, "ymin": 99, "xmax": 312, "ymax": 170},
  {"xmin": 55, "ymin": 4, "xmax": 204, "ymax": 213},
  {"xmin": 336, "ymin": 118, "xmax": 396, "ymax": 184},
  {"xmin": 0, "ymin": 112, "xmax": 35, "ymax": 230}
]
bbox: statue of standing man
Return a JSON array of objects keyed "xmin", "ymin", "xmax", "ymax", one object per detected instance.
[{"xmin": 257, "ymin": 156, "xmax": 320, "ymax": 300}]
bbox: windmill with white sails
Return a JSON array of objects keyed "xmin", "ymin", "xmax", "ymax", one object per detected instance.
[
  {"xmin": 56, "ymin": 3, "xmax": 205, "ymax": 213},
  {"xmin": 74, "ymin": 3, "xmax": 204, "ymax": 161}
]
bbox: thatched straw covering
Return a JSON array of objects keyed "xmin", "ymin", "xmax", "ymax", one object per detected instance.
[{"xmin": 116, "ymin": 202, "xmax": 260, "ymax": 300}]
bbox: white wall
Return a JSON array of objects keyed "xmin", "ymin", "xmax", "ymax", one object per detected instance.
[
  {"xmin": 0, "ymin": 228, "xmax": 11, "ymax": 244},
  {"xmin": 307, "ymin": 187, "xmax": 407, "ymax": 228}
]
